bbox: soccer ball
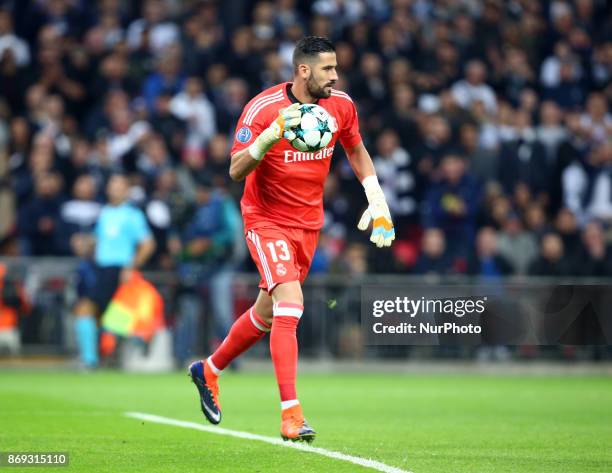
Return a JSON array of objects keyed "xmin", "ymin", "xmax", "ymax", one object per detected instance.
[{"xmin": 288, "ymin": 104, "xmax": 337, "ymax": 152}]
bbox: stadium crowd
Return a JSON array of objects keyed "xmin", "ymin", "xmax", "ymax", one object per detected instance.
[{"xmin": 0, "ymin": 0, "xmax": 611, "ymax": 279}]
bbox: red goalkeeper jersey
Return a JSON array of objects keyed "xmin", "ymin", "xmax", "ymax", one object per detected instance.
[{"xmin": 230, "ymin": 82, "xmax": 362, "ymax": 231}]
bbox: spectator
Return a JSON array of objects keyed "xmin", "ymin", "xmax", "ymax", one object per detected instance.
[
  {"xmin": 144, "ymin": 168, "xmax": 189, "ymax": 269},
  {"xmin": 225, "ymin": 27, "xmax": 261, "ymax": 86},
  {"xmin": 0, "ymin": 10, "xmax": 29, "ymax": 115},
  {"xmin": 84, "ymin": 89, "xmax": 130, "ymax": 140},
  {"xmin": 58, "ymin": 174, "xmax": 102, "ymax": 255},
  {"xmin": 563, "ymin": 140, "xmax": 612, "ymax": 223},
  {"xmin": 540, "ymin": 41, "xmax": 578, "ymax": 89},
  {"xmin": 524, "ymin": 203, "xmax": 551, "ymax": 240},
  {"xmin": 577, "ymin": 220, "xmax": 612, "ymax": 276},
  {"xmin": 17, "ymin": 172, "xmax": 65, "ymax": 255},
  {"xmin": 412, "ymin": 228, "xmax": 454, "ymax": 275},
  {"xmin": 590, "ymin": 41, "xmax": 612, "ymax": 90},
  {"xmin": 380, "ymin": 83, "xmax": 419, "ymax": 150},
  {"xmin": 422, "ymin": 154, "xmax": 481, "ymax": 258},
  {"xmin": 451, "ymin": 59, "xmax": 497, "ymax": 115},
  {"xmin": 438, "ymin": 88, "xmax": 473, "ymax": 134},
  {"xmin": 169, "ymin": 77, "xmax": 217, "ymax": 152},
  {"xmin": 149, "ymin": 91, "xmax": 186, "ymax": 161},
  {"xmin": 33, "ymin": 26, "xmax": 86, "ymax": 114},
  {"xmin": 331, "ymin": 241, "xmax": 368, "ymax": 277},
  {"xmin": 467, "ymin": 226, "xmax": 513, "ymax": 278},
  {"xmin": 179, "ymin": 3, "xmax": 223, "ymax": 77},
  {"xmin": 497, "ymin": 213, "xmax": 539, "ymax": 275},
  {"xmin": 542, "ymin": 59, "xmax": 585, "ymax": 110},
  {"xmin": 83, "ymin": 3, "xmax": 124, "ymax": 54},
  {"xmin": 205, "ymin": 134, "xmax": 233, "ymax": 188},
  {"xmin": 499, "ymin": 47, "xmax": 536, "ymax": 106},
  {"xmin": 126, "ymin": 0, "xmax": 179, "ymax": 55},
  {"xmin": 554, "ymin": 208, "xmax": 582, "ymax": 263},
  {"xmin": 62, "ymin": 137, "xmax": 108, "ymax": 194},
  {"xmin": 351, "ymin": 52, "xmax": 387, "ymax": 118},
  {"xmin": 136, "ymin": 134, "xmax": 171, "ymax": 189},
  {"xmin": 215, "ymin": 78, "xmax": 249, "ymax": 134},
  {"xmin": 142, "ymin": 45, "xmax": 185, "ymax": 112},
  {"xmin": 498, "ymin": 110, "xmax": 550, "ymax": 200},
  {"xmin": 105, "ymin": 106, "xmax": 150, "ymax": 169},
  {"xmin": 91, "ymin": 53, "xmax": 138, "ymax": 99},
  {"xmin": 419, "ymin": 41, "xmax": 460, "ymax": 93},
  {"xmin": 580, "ymin": 92, "xmax": 612, "ymax": 145},
  {"xmin": 459, "ymin": 122, "xmax": 497, "ymax": 184},
  {"xmin": 373, "ymin": 129, "xmax": 418, "ymax": 232},
  {"xmin": 412, "ymin": 114, "xmax": 454, "ymax": 180},
  {"xmin": 0, "ymin": 8, "xmax": 30, "ymax": 67},
  {"xmin": 528, "ymin": 233, "xmax": 572, "ymax": 276},
  {"xmin": 536, "ymin": 101, "xmax": 567, "ymax": 163},
  {"xmin": 321, "ymin": 174, "xmax": 355, "ymax": 247}
]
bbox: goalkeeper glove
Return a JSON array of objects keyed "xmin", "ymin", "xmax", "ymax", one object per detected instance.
[
  {"xmin": 248, "ymin": 103, "xmax": 301, "ymax": 161},
  {"xmin": 357, "ymin": 175, "xmax": 395, "ymax": 248}
]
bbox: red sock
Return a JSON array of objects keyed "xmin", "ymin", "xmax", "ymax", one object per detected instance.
[
  {"xmin": 270, "ymin": 301, "xmax": 303, "ymax": 402},
  {"xmin": 210, "ymin": 307, "xmax": 270, "ymax": 372}
]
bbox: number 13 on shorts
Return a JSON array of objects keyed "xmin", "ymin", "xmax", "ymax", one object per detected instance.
[
  {"xmin": 266, "ymin": 240, "xmax": 291, "ymax": 262},
  {"xmin": 246, "ymin": 227, "xmax": 318, "ymax": 293}
]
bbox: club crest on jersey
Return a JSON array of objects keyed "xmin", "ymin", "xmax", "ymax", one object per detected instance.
[
  {"xmin": 236, "ymin": 126, "xmax": 252, "ymax": 143},
  {"xmin": 276, "ymin": 263, "xmax": 287, "ymax": 276},
  {"xmin": 284, "ymin": 146, "xmax": 335, "ymax": 163}
]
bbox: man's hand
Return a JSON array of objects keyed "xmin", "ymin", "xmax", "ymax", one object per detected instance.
[
  {"xmin": 120, "ymin": 267, "xmax": 134, "ymax": 284},
  {"xmin": 248, "ymin": 103, "xmax": 301, "ymax": 161},
  {"xmin": 357, "ymin": 176, "xmax": 395, "ymax": 248}
]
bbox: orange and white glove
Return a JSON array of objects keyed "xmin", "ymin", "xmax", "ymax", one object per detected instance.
[
  {"xmin": 248, "ymin": 103, "xmax": 301, "ymax": 160},
  {"xmin": 358, "ymin": 175, "xmax": 395, "ymax": 248}
]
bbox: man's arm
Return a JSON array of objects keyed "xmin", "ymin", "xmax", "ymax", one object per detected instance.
[
  {"xmin": 121, "ymin": 237, "xmax": 156, "ymax": 283},
  {"xmin": 229, "ymin": 147, "xmax": 263, "ymax": 182},
  {"xmin": 344, "ymin": 141, "xmax": 376, "ymax": 181},
  {"xmin": 345, "ymin": 141, "xmax": 395, "ymax": 248},
  {"xmin": 229, "ymin": 103, "xmax": 302, "ymax": 181},
  {"xmin": 130, "ymin": 238, "xmax": 156, "ymax": 269}
]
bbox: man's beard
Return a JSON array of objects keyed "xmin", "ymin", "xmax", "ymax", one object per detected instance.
[{"xmin": 306, "ymin": 76, "xmax": 332, "ymax": 99}]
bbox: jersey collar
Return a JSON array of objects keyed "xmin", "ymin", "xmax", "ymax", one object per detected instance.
[{"xmin": 285, "ymin": 83, "xmax": 319, "ymax": 105}]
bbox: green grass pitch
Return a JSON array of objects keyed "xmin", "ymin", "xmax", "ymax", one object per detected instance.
[{"xmin": 1, "ymin": 370, "xmax": 611, "ymax": 472}]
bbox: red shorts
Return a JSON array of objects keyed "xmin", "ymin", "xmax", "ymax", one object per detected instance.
[{"xmin": 245, "ymin": 225, "xmax": 320, "ymax": 294}]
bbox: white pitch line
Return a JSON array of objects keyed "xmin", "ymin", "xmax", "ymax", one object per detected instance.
[{"xmin": 125, "ymin": 412, "xmax": 412, "ymax": 473}]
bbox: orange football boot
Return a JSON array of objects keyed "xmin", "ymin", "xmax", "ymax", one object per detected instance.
[
  {"xmin": 280, "ymin": 404, "xmax": 316, "ymax": 443},
  {"xmin": 189, "ymin": 359, "xmax": 222, "ymax": 424}
]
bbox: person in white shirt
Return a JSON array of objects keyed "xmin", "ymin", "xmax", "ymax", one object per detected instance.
[
  {"xmin": 169, "ymin": 77, "xmax": 217, "ymax": 151},
  {"xmin": 126, "ymin": 0, "xmax": 179, "ymax": 54},
  {"xmin": 580, "ymin": 92, "xmax": 612, "ymax": 145},
  {"xmin": 0, "ymin": 9, "xmax": 30, "ymax": 67},
  {"xmin": 451, "ymin": 59, "xmax": 497, "ymax": 115}
]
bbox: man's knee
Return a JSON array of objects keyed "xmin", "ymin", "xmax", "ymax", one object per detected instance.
[
  {"xmin": 254, "ymin": 289, "xmax": 274, "ymax": 326},
  {"xmin": 254, "ymin": 282, "xmax": 303, "ymax": 327},
  {"xmin": 271, "ymin": 281, "xmax": 303, "ymax": 306},
  {"xmin": 74, "ymin": 298, "xmax": 96, "ymax": 317}
]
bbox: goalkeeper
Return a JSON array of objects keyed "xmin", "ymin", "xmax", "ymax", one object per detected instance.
[{"xmin": 189, "ymin": 36, "xmax": 394, "ymax": 443}]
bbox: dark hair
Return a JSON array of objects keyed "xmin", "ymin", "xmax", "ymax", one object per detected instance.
[{"xmin": 292, "ymin": 36, "xmax": 335, "ymax": 70}]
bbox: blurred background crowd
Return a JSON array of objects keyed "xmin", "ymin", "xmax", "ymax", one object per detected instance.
[{"xmin": 0, "ymin": 0, "xmax": 611, "ymax": 278}]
